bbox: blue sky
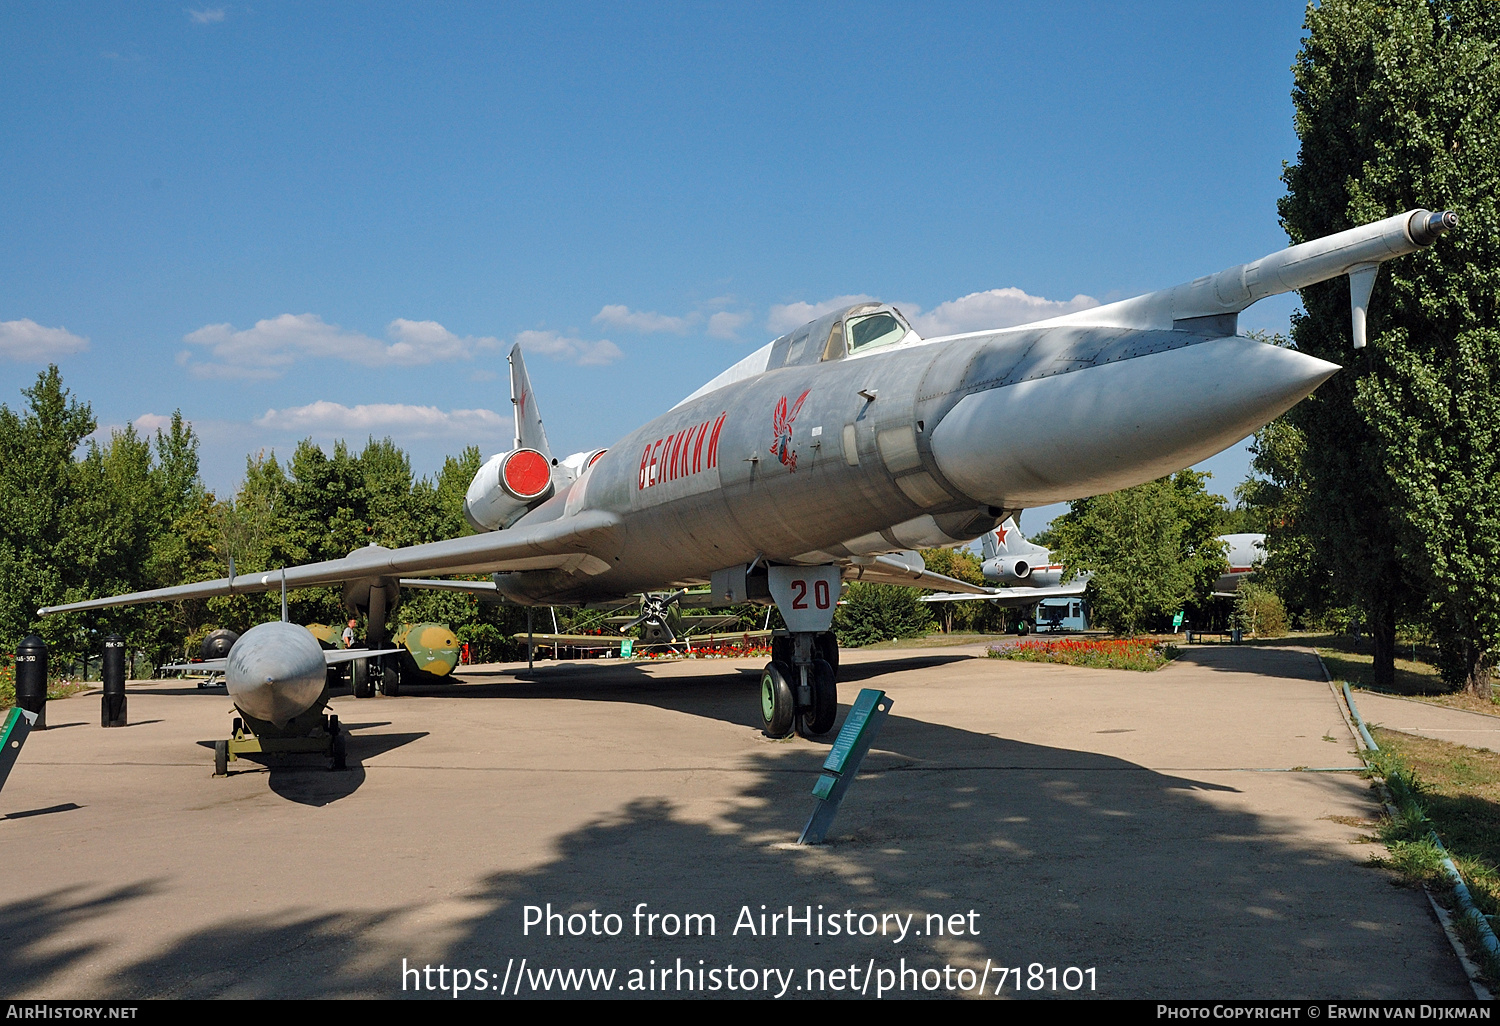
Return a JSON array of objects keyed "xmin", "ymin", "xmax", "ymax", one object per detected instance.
[{"xmin": 1, "ymin": 2, "xmax": 1311, "ymax": 531}]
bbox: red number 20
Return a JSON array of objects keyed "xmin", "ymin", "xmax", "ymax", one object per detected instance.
[{"xmin": 792, "ymin": 578, "xmax": 832, "ymax": 610}]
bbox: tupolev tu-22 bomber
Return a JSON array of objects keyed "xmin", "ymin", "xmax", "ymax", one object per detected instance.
[{"xmin": 40, "ymin": 208, "xmax": 1457, "ymax": 760}]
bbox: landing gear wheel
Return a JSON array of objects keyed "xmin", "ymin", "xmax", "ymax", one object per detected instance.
[
  {"xmin": 352, "ymin": 658, "xmax": 373, "ymax": 698},
  {"xmin": 213, "ymin": 740, "xmax": 228, "ymax": 776},
  {"xmin": 379, "ymin": 654, "xmax": 401, "ymax": 697},
  {"xmin": 760, "ymin": 660, "xmax": 795, "ymax": 738},
  {"xmin": 330, "ymin": 729, "xmax": 347, "ymax": 771},
  {"xmin": 796, "ymin": 659, "xmax": 838, "ymax": 738},
  {"xmin": 814, "ymin": 632, "xmax": 839, "ymax": 678}
]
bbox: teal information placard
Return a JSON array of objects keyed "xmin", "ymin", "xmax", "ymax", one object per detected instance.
[
  {"xmin": 823, "ymin": 688, "xmax": 883, "ymax": 775},
  {"xmin": 799, "ymin": 689, "xmax": 892, "ymax": 845}
]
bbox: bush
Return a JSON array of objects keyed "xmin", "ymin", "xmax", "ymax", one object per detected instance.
[
  {"xmin": 832, "ymin": 584, "xmax": 934, "ymax": 647},
  {"xmin": 1230, "ymin": 582, "xmax": 1288, "ymax": 637}
]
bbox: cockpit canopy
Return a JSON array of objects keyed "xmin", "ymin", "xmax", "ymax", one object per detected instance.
[{"xmin": 767, "ymin": 302, "xmax": 919, "ymax": 371}]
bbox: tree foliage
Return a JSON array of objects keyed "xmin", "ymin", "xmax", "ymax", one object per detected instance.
[
  {"xmin": 832, "ymin": 583, "xmax": 933, "ymax": 647},
  {"xmin": 1278, "ymin": 0, "xmax": 1500, "ymax": 694},
  {"xmin": 1048, "ymin": 472, "xmax": 1228, "ymax": 636}
]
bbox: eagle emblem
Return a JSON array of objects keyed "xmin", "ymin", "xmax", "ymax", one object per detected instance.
[{"xmin": 769, "ymin": 390, "xmax": 811, "ymax": 470}]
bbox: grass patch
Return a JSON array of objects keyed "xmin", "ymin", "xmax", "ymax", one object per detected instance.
[
  {"xmin": 1366, "ymin": 727, "xmax": 1500, "ymax": 984},
  {"xmin": 987, "ymin": 636, "xmax": 1179, "ymax": 671},
  {"xmin": 1300, "ymin": 632, "xmax": 1500, "ymax": 717}
]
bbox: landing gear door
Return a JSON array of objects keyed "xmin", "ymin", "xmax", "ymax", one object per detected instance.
[{"xmin": 767, "ymin": 566, "xmax": 842, "ymax": 634}]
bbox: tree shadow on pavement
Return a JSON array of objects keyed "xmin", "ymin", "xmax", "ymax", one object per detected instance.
[{"xmin": 0, "ymin": 676, "xmax": 1471, "ymax": 999}]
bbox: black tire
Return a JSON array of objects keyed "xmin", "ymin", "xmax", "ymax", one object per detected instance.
[
  {"xmin": 814, "ymin": 632, "xmax": 839, "ymax": 678},
  {"xmin": 330, "ymin": 729, "xmax": 347, "ymax": 771},
  {"xmin": 214, "ymin": 740, "xmax": 228, "ymax": 777},
  {"xmin": 771, "ymin": 633, "xmax": 791, "ymax": 667},
  {"xmin": 379, "ymin": 654, "xmax": 401, "ymax": 697},
  {"xmin": 352, "ymin": 658, "xmax": 373, "ymax": 698},
  {"xmin": 797, "ymin": 659, "xmax": 838, "ymax": 738},
  {"xmin": 760, "ymin": 660, "xmax": 795, "ymax": 738}
]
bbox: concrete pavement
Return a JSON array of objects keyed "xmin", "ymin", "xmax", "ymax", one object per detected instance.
[
  {"xmin": 1348, "ymin": 689, "xmax": 1500, "ymax": 753},
  {"xmin": 0, "ymin": 641, "xmax": 1470, "ymax": 999}
]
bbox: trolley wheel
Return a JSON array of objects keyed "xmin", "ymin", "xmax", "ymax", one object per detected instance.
[
  {"xmin": 352, "ymin": 658, "xmax": 373, "ymax": 698},
  {"xmin": 213, "ymin": 740, "xmax": 228, "ymax": 777},
  {"xmin": 760, "ymin": 660, "xmax": 795, "ymax": 738},
  {"xmin": 797, "ymin": 659, "xmax": 838, "ymax": 738}
]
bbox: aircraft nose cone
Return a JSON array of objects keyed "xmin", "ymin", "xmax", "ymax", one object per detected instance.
[
  {"xmin": 928, "ymin": 337, "xmax": 1338, "ymax": 507},
  {"xmin": 224, "ymin": 621, "xmax": 328, "ymax": 727}
]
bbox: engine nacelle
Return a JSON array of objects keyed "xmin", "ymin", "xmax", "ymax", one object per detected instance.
[
  {"xmin": 990, "ymin": 557, "xmax": 1032, "ymax": 585},
  {"xmin": 463, "ymin": 448, "xmax": 556, "ymax": 532},
  {"xmin": 557, "ymin": 448, "xmax": 607, "ymax": 484}
]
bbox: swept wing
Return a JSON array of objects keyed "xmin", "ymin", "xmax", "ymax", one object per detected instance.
[{"xmin": 37, "ymin": 510, "xmax": 621, "ymax": 616}]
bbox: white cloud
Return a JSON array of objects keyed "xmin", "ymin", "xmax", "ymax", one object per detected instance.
[
  {"xmin": 909, "ymin": 288, "xmax": 1099, "ymax": 337},
  {"xmin": 0, "ymin": 319, "xmax": 90, "ymax": 361},
  {"xmin": 132, "ymin": 413, "xmax": 176, "ymax": 433},
  {"xmin": 515, "ymin": 329, "xmax": 623, "ymax": 366},
  {"xmin": 593, "ymin": 305, "xmax": 697, "ymax": 334},
  {"xmin": 766, "ymin": 295, "xmax": 879, "ymax": 335},
  {"xmin": 186, "ymin": 8, "xmax": 226, "ymax": 23},
  {"xmin": 180, "ymin": 314, "xmax": 498, "ymax": 380},
  {"xmin": 254, "ymin": 401, "xmax": 508, "ymax": 438},
  {"xmin": 706, "ymin": 310, "xmax": 752, "ymax": 340}
]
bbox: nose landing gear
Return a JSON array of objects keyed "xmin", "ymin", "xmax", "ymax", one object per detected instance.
[
  {"xmin": 760, "ymin": 629, "xmax": 839, "ymax": 739},
  {"xmin": 756, "ymin": 565, "xmax": 846, "ymax": 740}
]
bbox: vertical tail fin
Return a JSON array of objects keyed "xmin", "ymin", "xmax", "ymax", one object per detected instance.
[
  {"xmin": 982, "ymin": 518, "xmax": 1021, "ymax": 560},
  {"xmin": 509, "ymin": 344, "xmax": 554, "ymax": 460}
]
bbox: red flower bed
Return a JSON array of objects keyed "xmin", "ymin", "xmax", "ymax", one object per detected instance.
[{"xmin": 987, "ymin": 636, "xmax": 1177, "ymax": 671}]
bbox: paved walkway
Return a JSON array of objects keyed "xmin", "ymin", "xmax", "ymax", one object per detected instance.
[
  {"xmin": 0, "ymin": 642, "xmax": 1470, "ymax": 999},
  {"xmin": 1349, "ymin": 689, "xmax": 1500, "ymax": 752}
]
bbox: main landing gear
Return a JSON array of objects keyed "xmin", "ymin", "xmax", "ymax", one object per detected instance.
[
  {"xmin": 760, "ymin": 630, "xmax": 839, "ymax": 739},
  {"xmin": 351, "ymin": 652, "xmax": 402, "ymax": 699}
]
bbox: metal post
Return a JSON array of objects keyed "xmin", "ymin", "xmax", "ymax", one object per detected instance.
[
  {"xmin": 101, "ymin": 634, "xmax": 127, "ymax": 727},
  {"xmin": 14, "ymin": 635, "xmax": 47, "ymax": 730},
  {"xmin": 527, "ymin": 608, "xmax": 534, "ymax": 670}
]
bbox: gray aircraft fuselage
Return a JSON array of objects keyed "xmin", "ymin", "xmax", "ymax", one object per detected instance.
[{"xmin": 495, "ymin": 315, "xmax": 1333, "ymax": 606}]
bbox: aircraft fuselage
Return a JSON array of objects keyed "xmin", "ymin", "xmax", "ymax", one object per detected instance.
[{"xmin": 497, "ymin": 323, "xmax": 1334, "ymax": 605}]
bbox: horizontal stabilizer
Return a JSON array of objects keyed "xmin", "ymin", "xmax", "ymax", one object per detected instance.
[{"xmin": 921, "ymin": 580, "xmax": 1088, "ymax": 605}]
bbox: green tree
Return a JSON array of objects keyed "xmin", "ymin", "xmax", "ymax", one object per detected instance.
[
  {"xmin": 919, "ymin": 547, "xmax": 985, "ymax": 633},
  {"xmin": 1280, "ymin": 0, "xmax": 1500, "ymax": 693},
  {"xmin": 832, "ymin": 583, "xmax": 933, "ymax": 647},
  {"xmin": 1049, "ymin": 473, "xmax": 1228, "ymax": 636},
  {"xmin": 0, "ymin": 368, "xmax": 97, "ymax": 660}
]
